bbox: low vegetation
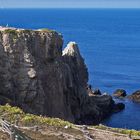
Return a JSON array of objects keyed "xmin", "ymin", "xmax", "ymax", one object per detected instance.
[
  {"xmin": 2, "ymin": 29, "xmax": 17, "ymax": 35},
  {"xmin": 39, "ymin": 28, "xmax": 55, "ymax": 33},
  {"xmin": 0, "ymin": 104, "xmax": 140, "ymax": 138},
  {"xmin": 94, "ymin": 124, "xmax": 140, "ymax": 136},
  {"xmin": 2, "ymin": 29, "xmax": 18, "ymax": 40},
  {"xmin": 0, "ymin": 104, "xmax": 72, "ymax": 127}
]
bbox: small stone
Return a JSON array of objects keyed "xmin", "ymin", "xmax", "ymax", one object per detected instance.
[{"xmin": 64, "ymin": 125, "xmax": 69, "ymax": 129}]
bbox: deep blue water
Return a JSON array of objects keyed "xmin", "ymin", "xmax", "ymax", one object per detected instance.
[{"xmin": 0, "ymin": 8, "xmax": 140, "ymax": 129}]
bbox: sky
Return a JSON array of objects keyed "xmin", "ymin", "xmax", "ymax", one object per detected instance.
[{"xmin": 0, "ymin": 0, "xmax": 140, "ymax": 8}]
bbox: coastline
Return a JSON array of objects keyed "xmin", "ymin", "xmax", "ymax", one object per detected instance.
[{"xmin": 0, "ymin": 8, "xmax": 140, "ymax": 130}]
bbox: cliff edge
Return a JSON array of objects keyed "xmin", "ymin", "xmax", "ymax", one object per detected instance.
[{"xmin": 0, "ymin": 27, "xmax": 118, "ymax": 124}]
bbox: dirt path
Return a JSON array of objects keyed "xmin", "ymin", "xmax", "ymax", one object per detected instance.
[
  {"xmin": 0, "ymin": 120, "xmax": 134, "ymax": 140},
  {"xmin": 20, "ymin": 125, "xmax": 133, "ymax": 140}
]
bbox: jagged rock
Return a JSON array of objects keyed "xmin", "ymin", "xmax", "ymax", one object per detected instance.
[
  {"xmin": 0, "ymin": 27, "xmax": 119, "ymax": 124},
  {"xmin": 93, "ymin": 89, "xmax": 102, "ymax": 95},
  {"xmin": 81, "ymin": 95, "xmax": 115, "ymax": 124},
  {"xmin": 87, "ymin": 84, "xmax": 94, "ymax": 96},
  {"xmin": 86, "ymin": 85, "xmax": 102, "ymax": 96},
  {"xmin": 128, "ymin": 90, "xmax": 140, "ymax": 102},
  {"xmin": 113, "ymin": 89, "xmax": 127, "ymax": 98}
]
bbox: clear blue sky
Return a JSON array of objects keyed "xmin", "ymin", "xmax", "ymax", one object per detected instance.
[{"xmin": 1, "ymin": 0, "xmax": 140, "ymax": 8}]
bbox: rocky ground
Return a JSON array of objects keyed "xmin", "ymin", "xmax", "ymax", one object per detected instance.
[
  {"xmin": 0, "ymin": 105, "xmax": 139, "ymax": 140},
  {"xmin": 21, "ymin": 126, "xmax": 134, "ymax": 140},
  {"xmin": 0, "ymin": 124, "xmax": 133, "ymax": 140},
  {"xmin": 0, "ymin": 131, "xmax": 9, "ymax": 140}
]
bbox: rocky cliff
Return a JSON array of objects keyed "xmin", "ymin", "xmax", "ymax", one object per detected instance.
[{"xmin": 0, "ymin": 27, "xmax": 119, "ymax": 124}]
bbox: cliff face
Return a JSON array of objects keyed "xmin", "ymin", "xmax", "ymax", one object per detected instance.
[{"xmin": 0, "ymin": 27, "xmax": 115, "ymax": 124}]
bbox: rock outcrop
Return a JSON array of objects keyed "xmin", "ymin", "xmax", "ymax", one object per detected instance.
[
  {"xmin": 93, "ymin": 89, "xmax": 102, "ymax": 95},
  {"xmin": 128, "ymin": 90, "xmax": 140, "ymax": 102},
  {"xmin": 0, "ymin": 27, "xmax": 122, "ymax": 124},
  {"xmin": 113, "ymin": 89, "xmax": 127, "ymax": 98}
]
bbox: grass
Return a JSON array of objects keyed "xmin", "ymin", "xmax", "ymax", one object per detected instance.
[
  {"xmin": 1, "ymin": 28, "xmax": 55, "ymax": 36},
  {"xmin": 94, "ymin": 124, "xmax": 140, "ymax": 136},
  {"xmin": 0, "ymin": 104, "xmax": 73, "ymax": 128}
]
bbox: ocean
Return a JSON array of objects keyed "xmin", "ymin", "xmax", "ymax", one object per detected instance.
[{"xmin": 0, "ymin": 8, "xmax": 140, "ymax": 129}]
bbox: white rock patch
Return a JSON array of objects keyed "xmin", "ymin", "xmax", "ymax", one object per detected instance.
[{"xmin": 28, "ymin": 68, "xmax": 36, "ymax": 79}]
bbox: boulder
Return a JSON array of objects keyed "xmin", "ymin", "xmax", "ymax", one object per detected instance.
[
  {"xmin": 113, "ymin": 89, "xmax": 127, "ymax": 97},
  {"xmin": 128, "ymin": 90, "xmax": 140, "ymax": 102}
]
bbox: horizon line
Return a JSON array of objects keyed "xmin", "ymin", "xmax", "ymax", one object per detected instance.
[{"xmin": 1, "ymin": 7, "xmax": 140, "ymax": 9}]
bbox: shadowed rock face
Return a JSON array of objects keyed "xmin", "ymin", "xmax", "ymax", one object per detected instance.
[{"xmin": 0, "ymin": 27, "xmax": 116, "ymax": 124}]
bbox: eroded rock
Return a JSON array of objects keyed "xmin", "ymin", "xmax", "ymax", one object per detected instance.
[
  {"xmin": 128, "ymin": 90, "xmax": 140, "ymax": 102},
  {"xmin": 0, "ymin": 27, "xmax": 121, "ymax": 124},
  {"xmin": 113, "ymin": 89, "xmax": 127, "ymax": 98},
  {"xmin": 93, "ymin": 89, "xmax": 102, "ymax": 95}
]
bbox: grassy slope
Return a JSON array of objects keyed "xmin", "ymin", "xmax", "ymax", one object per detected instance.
[
  {"xmin": 0, "ymin": 104, "xmax": 72, "ymax": 127},
  {"xmin": 0, "ymin": 104, "xmax": 140, "ymax": 139}
]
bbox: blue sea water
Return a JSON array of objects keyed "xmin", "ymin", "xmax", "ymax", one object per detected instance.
[{"xmin": 0, "ymin": 8, "xmax": 140, "ymax": 129}]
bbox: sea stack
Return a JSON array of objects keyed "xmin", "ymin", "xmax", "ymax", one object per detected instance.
[{"xmin": 0, "ymin": 27, "xmax": 123, "ymax": 124}]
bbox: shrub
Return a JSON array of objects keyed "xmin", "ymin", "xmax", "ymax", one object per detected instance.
[{"xmin": 0, "ymin": 104, "xmax": 72, "ymax": 128}]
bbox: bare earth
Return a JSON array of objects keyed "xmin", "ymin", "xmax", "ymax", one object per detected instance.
[{"xmin": 0, "ymin": 125, "xmax": 133, "ymax": 140}]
